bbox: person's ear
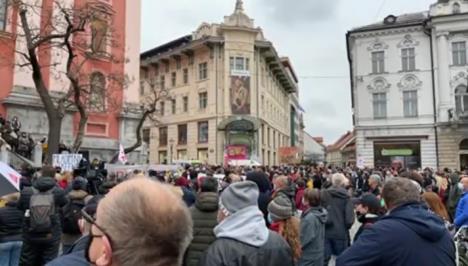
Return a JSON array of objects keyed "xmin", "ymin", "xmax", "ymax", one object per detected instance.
[
  {"xmin": 78, "ymin": 219, "xmax": 84, "ymax": 234},
  {"xmin": 96, "ymin": 236, "xmax": 112, "ymax": 266}
]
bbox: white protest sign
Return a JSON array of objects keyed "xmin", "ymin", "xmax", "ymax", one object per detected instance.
[{"xmin": 52, "ymin": 154, "xmax": 83, "ymax": 171}]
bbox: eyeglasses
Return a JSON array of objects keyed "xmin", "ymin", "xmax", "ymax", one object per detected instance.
[{"xmin": 81, "ymin": 209, "xmax": 114, "ymax": 264}]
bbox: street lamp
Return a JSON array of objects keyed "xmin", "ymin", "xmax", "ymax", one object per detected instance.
[{"xmin": 169, "ymin": 138, "xmax": 175, "ymax": 164}]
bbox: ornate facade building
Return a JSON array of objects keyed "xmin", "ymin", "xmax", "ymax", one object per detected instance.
[
  {"xmin": 0, "ymin": 0, "xmax": 142, "ymax": 161},
  {"xmin": 347, "ymin": 0, "xmax": 468, "ymax": 170},
  {"xmin": 141, "ymin": 0, "xmax": 304, "ymax": 165}
]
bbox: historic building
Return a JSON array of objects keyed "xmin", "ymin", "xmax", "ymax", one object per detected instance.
[
  {"xmin": 0, "ymin": 0, "xmax": 142, "ymax": 161},
  {"xmin": 141, "ymin": 0, "xmax": 304, "ymax": 165},
  {"xmin": 347, "ymin": 0, "xmax": 468, "ymax": 170}
]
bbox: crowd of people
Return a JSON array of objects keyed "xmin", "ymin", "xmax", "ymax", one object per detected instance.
[{"xmin": 0, "ymin": 162, "xmax": 466, "ymax": 266}]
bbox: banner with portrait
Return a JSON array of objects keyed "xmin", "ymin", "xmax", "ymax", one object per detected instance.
[{"xmin": 230, "ymin": 76, "xmax": 251, "ymax": 115}]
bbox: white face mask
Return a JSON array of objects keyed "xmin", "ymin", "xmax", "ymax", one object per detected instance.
[{"xmin": 458, "ymin": 183, "xmax": 464, "ymax": 191}]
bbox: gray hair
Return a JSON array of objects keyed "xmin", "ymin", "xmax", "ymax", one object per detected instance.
[
  {"xmin": 99, "ymin": 178, "xmax": 193, "ymax": 266},
  {"xmin": 331, "ymin": 173, "xmax": 347, "ymax": 187},
  {"xmin": 382, "ymin": 177, "xmax": 421, "ymax": 210}
]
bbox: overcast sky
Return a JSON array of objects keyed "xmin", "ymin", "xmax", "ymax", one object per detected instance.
[{"xmin": 141, "ymin": 0, "xmax": 435, "ymax": 144}]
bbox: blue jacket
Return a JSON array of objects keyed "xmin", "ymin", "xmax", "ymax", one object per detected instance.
[
  {"xmin": 337, "ymin": 202, "xmax": 455, "ymax": 266},
  {"xmin": 46, "ymin": 235, "xmax": 89, "ymax": 266},
  {"xmin": 455, "ymin": 192, "xmax": 468, "ymax": 227}
]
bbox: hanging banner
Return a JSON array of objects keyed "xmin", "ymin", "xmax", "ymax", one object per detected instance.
[
  {"xmin": 230, "ymin": 76, "xmax": 251, "ymax": 115},
  {"xmin": 279, "ymin": 147, "xmax": 301, "ymax": 164}
]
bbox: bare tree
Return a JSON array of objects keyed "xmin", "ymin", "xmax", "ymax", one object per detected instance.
[{"xmin": 2, "ymin": 0, "xmax": 126, "ymax": 163}]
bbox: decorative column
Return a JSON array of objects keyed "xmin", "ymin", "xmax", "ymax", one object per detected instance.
[{"xmin": 436, "ymin": 32, "xmax": 451, "ymax": 122}]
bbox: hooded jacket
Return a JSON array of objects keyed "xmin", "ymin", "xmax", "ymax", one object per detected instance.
[
  {"xmin": 320, "ymin": 187, "xmax": 354, "ymax": 240},
  {"xmin": 17, "ymin": 177, "xmax": 69, "ymax": 241},
  {"xmin": 299, "ymin": 206, "xmax": 328, "ymax": 266},
  {"xmin": 336, "ymin": 202, "xmax": 456, "ymax": 266},
  {"xmin": 184, "ymin": 192, "xmax": 219, "ymax": 266},
  {"xmin": 246, "ymin": 172, "xmax": 272, "ymax": 223},
  {"xmin": 0, "ymin": 201, "xmax": 23, "ymax": 243},
  {"xmin": 199, "ymin": 206, "xmax": 294, "ymax": 266}
]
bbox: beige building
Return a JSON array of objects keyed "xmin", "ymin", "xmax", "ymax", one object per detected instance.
[{"xmin": 140, "ymin": 0, "xmax": 304, "ymax": 165}]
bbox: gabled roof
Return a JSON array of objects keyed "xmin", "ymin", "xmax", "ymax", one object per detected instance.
[
  {"xmin": 327, "ymin": 131, "xmax": 355, "ymax": 152},
  {"xmin": 350, "ymin": 12, "xmax": 428, "ymax": 33}
]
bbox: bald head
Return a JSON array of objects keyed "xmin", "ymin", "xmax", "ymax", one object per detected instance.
[{"xmin": 97, "ymin": 178, "xmax": 193, "ymax": 266}]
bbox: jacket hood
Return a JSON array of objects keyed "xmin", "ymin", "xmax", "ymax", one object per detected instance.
[
  {"xmin": 384, "ymin": 202, "xmax": 448, "ymax": 242},
  {"xmin": 195, "ymin": 192, "xmax": 219, "ymax": 212},
  {"xmin": 68, "ymin": 190, "xmax": 88, "ymax": 200},
  {"xmin": 304, "ymin": 206, "xmax": 328, "ymax": 224},
  {"xmin": 214, "ymin": 205, "xmax": 269, "ymax": 247},
  {"xmin": 33, "ymin": 177, "xmax": 57, "ymax": 192},
  {"xmin": 328, "ymin": 187, "xmax": 350, "ymax": 199},
  {"xmin": 277, "ymin": 185, "xmax": 295, "ymax": 199}
]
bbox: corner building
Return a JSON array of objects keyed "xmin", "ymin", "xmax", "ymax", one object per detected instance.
[{"xmin": 141, "ymin": 1, "xmax": 303, "ymax": 165}]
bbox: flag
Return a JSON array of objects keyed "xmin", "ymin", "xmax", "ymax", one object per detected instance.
[
  {"xmin": 0, "ymin": 162, "xmax": 21, "ymax": 197},
  {"xmin": 118, "ymin": 144, "xmax": 128, "ymax": 164}
]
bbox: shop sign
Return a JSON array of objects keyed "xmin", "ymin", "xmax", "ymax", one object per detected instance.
[{"xmin": 381, "ymin": 149, "xmax": 413, "ymax": 156}]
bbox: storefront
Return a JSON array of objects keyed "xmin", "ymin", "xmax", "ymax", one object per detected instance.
[
  {"xmin": 218, "ymin": 116, "xmax": 260, "ymax": 164},
  {"xmin": 373, "ymin": 141, "xmax": 421, "ymax": 170}
]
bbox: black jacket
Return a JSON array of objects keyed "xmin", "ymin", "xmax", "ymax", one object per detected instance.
[
  {"xmin": 246, "ymin": 172, "xmax": 272, "ymax": 223},
  {"xmin": 198, "ymin": 231, "xmax": 294, "ymax": 266},
  {"xmin": 320, "ymin": 187, "xmax": 354, "ymax": 240},
  {"xmin": 184, "ymin": 192, "xmax": 219, "ymax": 266},
  {"xmin": 17, "ymin": 177, "xmax": 69, "ymax": 241},
  {"xmin": 337, "ymin": 202, "xmax": 456, "ymax": 266},
  {"xmin": 0, "ymin": 201, "xmax": 23, "ymax": 243}
]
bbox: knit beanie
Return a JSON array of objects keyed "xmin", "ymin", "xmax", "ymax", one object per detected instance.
[
  {"xmin": 220, "ymin": 181, "xmax": 259, "ymax": 214},
  {"xmin": 268, "ymin": 195, "xmax": 294, "ymax": 222}
]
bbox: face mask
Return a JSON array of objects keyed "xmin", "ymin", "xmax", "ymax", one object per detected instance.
[
  {"xmin": 458, "ymin": 183, "xmax": 464, "ymax": 191},
  {"xmin": 267, "ymin": 213, "xmax": 273, "ymax": 224}
]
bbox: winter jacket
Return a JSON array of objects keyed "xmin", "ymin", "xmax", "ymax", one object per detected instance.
[
  {"xmin": 455, "ymin": 192, "xmax": 468, "ymax": 227},
  {"xmin": 298, "ymin": 206, "xmax": 328, "ymax": 266},
  {"xmin": 336, "ymin": 202, "xmax": 456, "ymax": 266},
  {"xmin": 447, "ymin": 174, "xmax": 462, "ymax": 219},
  {"xmin": 320, "ymin": 187, "xmax": 354, "ymax": 240},
  {"xmin": 0, "ymin": 201, "xmax": 23, "ymax": 243},
  {"xmin": 295, "ymin": 188, "xmax": 306, "ymax": 212},
  {"xmin": 199, "ymin": 205, "xmax": 294, "ymax": 266},
  {"xmin": 17, "ymin": 177, "xmax": 69, "ymax": 241},
  {"xmin": 46, "ymin": 235, "xmax": 89, "ymax": 266},
  {"xmin": 62, "ymin": 190, "xmax": 92, "ymax": 246},
  {"xmin": 274, "ymin": 185, "xmax": 296, "ymax": 214},
  {"xmin": 246, "ymin": 172, "xmax": 272, "ymax": 223},
  {"xmin": 184, "ymin": 192, "xmax": 219, "ymax": 266}
]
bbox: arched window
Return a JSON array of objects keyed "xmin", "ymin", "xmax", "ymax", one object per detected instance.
[
  {"xmin": 89, "ymin": 72, "xmax": 106, "ymax": 112},
  {"xmin": 91, "ymin": 17, "xmax": 108, "ymax": 54},
  {"xmin": 455, "ymin": 85, "xmax": 468, "ymax": 116},
  {"xmin": 460, "ymin": 139, "xmax": 468, "ymax": 150}
]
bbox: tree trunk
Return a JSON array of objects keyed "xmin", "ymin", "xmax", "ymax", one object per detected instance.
[{"xmin": 45, "ymin": 114, "xmax": 62, "ymax": 165}]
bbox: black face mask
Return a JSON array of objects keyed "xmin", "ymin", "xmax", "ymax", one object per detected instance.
[{"xmin": 356, "ymin": 211, "xmax": 366, "ymax": 223}]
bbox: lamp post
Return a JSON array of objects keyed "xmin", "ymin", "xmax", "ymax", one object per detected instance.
[{"xmin": 169, "ymin": 138, "xmax": 175, "ymax": 164}]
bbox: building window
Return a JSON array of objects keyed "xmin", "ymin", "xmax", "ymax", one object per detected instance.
[
  {"xmin": 183, "ymin": 96, "xmax": 188, "ymax": 112},
  {"xmin": 197, "ymin": 148, "xmax": 208, "ymax": 162},
  {"xmin": 158, "ymin": 151, "xmax": 167, "ymax": 164},
  {"xmin": 160, "ymin": 75, "xmax": 165, "ymax": 90},
  {"xmin": 199, "ymin": 62, "xmax": 208, "ymax": 80},
  {"xmin": 402, "ymin": 48, "xmax": 416, "ymax": 72},
  {"xmin": 261, "ymin": 124, "xmax": 265, "ymax": 145},
  {"xmin": 183, "ymin": 68, "xmax": 189, "ymax": 84},
  {"xmin": 198, "ymin": 121, "xmax": 209, "ymax": 143},
  {"xmin": 160, "ymin": 101, "xmax": 165, "ymax": 116},
  {"xmin": 178, "ymin": 124, "xmax": 187, "ymax": 145},
  {"xmin": 373, "ymin": 93, "xmax": 387, "ymax": 119},
  {"xmin": 165, "ymin": 62, "xmax": 170, "ymax": 73},
  {"xmin": 89, "ymin": 72, "xmax": 106, "ymax": 112},
  {"xmin": 176, "ymin": 57, "xmax": 181, "ymax": 69},
  {"xmin": 90, "ymin": 17, "xmax": 108, "ymax": 54},
  {"xmin": 0, "ymin": 0, "xmax": 7, "ymax": 31},
  {"xmin": 267, "ymin": 127, "xmax": 270, "ymax": 147},
  {"xmin": 199, "ymin": 92, "xmax": 207, "ymax": 109},
  {"xmin": 171, "ymin": 72, "xmax": 176, "ymax": 87},
  {"xmin": 453, "ymin": 42, "xmax": 467, "ymax": 66},
  {"xmin": 171, "ymin": 99, "xmax": 176, "ymax": 114},
  {"xmin": 177, "ymin": 149, "xmax": 187, "ymax": 160},
  {"xmin": 371, "ymin": 51, "xmax": 385, "ymax": 74},
  {"xmin": 159, "ymin": 127, "xmax": 168, "ymax": 146},
  {"xmin": 456, "ymin": 85, "xmax": 468, "ymax": 116},
  {"xmin": 403, "ymin": 90, "xmax": 418, "ymax": 117},
  {"xmin": 229, "ymin": 57, "xmax": 250, "ymax": 71}
]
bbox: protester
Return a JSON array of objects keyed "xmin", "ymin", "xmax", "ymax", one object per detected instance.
[
  {"xmin": 352, "ymin": 193, "xmax": 382, "ymax": 242},
  {"xmin": 455, "ymin": 176, "xmax": 468, "ymax": 228},
  {"xmin": 295, "ymin": 179, "xmax": 307, "ymax": 212},
  {"xmin": 272, "ymin": 175, "xmax": 296, "ymax": 213},
  {"xmin": 47, "ymin": 196, "xmax": 102, "ymax": 266},
  {"xmin": 337, "ymin": 177, "xmax": 456, "ymax": 266},
  {"xmin": 184, "ymin": 177, "xmax": 219, "ymax": 266},
  {"xmin": 367, "ymin": 174, "xmax": 381, "ymax": 198},
  {"xmin": 61, "ymin": 177, "xmax": 93, "ymax": 253},
  {"xmin": 320, "ymin": 173, "xmax": 355, "ymax": 264},
  {"xmin": 298, "ymin": 188, "xmax": 328, "ymax": 266},
  {"xmin": 174, "ymin": 175, "xmax": 196, "ymax": 207},
  {"xmin": 423, "ymin": 192, "xmax": 450, "ymax": 222},
  {"xmin": 268, "ymin": 193, "xmax": 302, "ymax": 262},
  {"xmin": 18, "ymin": 166, "xmax": 69, "ymax": 266},
  {"xmin": 199, "ymin": 181, "xmax": 294, "ymax": 266},
  {"xmin": 86, "ymin": 177, "xmax": 193, "ymax": 266},
  {"xmin": 0, "ymin": 193, "xmax": 23, "ymax": 266},
  {"xmin": 447, "ymin": 172, "xmax": 463, "ymax": 220},
  {"xmin": 246, "ymin": 170, "xmax": 272, "ymax": 224}
]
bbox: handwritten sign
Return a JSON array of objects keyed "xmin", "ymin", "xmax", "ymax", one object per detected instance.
[{"xmin": 52, "ymin": 154, "xmax": 83, "ymax": 172}]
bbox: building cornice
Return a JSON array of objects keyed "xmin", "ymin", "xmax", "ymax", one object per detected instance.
[{"xmin": 349, "ymin": 24, "xmax": 425, "ymax": 39}]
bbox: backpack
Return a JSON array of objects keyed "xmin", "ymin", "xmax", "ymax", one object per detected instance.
[
  {"xmin": 62, "ymin": 198, "xmax": 86, "ymax": 234},
  {"xmin": 29, "ymin": 188, "xmax": 55, "ymax": 234}
]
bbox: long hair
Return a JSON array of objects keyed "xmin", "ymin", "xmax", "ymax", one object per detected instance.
[
  {"xmin": 277, "ymin": 216, "xmax": 302, "ymax": 261},
  {"xmin": 422, "ymin": 192, "xmax": 450, "ymax": 221}
]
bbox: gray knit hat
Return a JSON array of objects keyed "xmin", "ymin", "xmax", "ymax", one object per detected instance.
[
  {"xmin": 220, "ymin": 181, "xmax": 259, "ymax": 214},
  {"xmin": 268, "ymin": 194, "xmax": 294, "ymax": 222}
]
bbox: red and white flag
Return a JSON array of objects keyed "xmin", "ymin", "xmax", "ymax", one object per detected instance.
[
  {"xmin": 118, "ymin": 144, "xmax": 128, "ymax": 164},
  {"xmin": 0, "ymin": 161, "xmax": 21, "ymax": 197}
]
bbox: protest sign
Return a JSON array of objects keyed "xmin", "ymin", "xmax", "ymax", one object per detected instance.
[{"xmin": 52, "ymin": 154, "xmax": 83, "ymax": 171}]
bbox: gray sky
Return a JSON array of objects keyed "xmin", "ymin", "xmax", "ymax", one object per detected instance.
[{"xmin": 141, "ymin": 0, "xmax": 435, "ymax": 144}]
